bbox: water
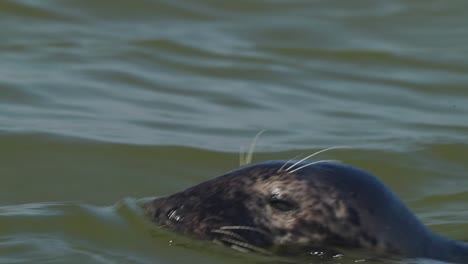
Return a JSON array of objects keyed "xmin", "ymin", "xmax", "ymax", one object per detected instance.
[{"xmin": 1, "ymin": 0, "xmax": 468, "ymax": 263}]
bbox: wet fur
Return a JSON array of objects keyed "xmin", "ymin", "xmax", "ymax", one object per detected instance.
[{"xmin": 143, "ymin": 161, "xmax": 468, "ymax": 263}]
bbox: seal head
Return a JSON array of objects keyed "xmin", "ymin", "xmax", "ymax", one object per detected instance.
[{"xmin": 143, "ymin": 161, "xmax": 468, "ymax": 262}]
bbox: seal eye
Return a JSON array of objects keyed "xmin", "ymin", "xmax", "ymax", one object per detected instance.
[{"xmin": 268, "ymin": 197, "xmax": 298, "ymax": 212}]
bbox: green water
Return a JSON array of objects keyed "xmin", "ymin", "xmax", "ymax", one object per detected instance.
[{"xmin": 1, "ymin": 0, "xmax": 468, "ymax": 263}]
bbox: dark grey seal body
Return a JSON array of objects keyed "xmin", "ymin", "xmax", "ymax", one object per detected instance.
[{"xmin": 143, "ymin": 160, "xmax": 468, "ymax": 263}]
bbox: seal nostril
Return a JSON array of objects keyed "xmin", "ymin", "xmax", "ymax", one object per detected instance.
[{"xmin": 167, "ymin": 207, "xmax": 183, "ymax": 222}]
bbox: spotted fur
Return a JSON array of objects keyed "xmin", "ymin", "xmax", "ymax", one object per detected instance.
[{"xmin": 143, "ymin": 161, "xmax": 468, "ymax": 263}]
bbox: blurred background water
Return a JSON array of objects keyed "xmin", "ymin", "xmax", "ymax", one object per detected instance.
[{"xmin": 1, "ymin": 0, "xmax": 468, "ymax": 263}]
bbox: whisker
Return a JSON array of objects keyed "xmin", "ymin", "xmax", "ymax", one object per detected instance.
[
  {"xmin": 278, "ymin": 154, "xmax": 303, "ymax": 172},
  {"xmin": 213, "ymin": 239, "xmax": 225, "ymax": 247},
  {"xmin": 285, "ymin": 146, "xmax": 348, "ymax": 172},
  {"xmin": 201, "ymin": 216, "xmax": 223, "ymax": 223},
  {"xmin": 211, "ymin": 229, "xmax": 248, "ymax": 242},
  {"xmin": 217, "ymin": 237, "xmax": 272, "ymax": 255},
  {"xmin": 288, "ymin": 160, "xmax": 341, "ymax": 174},
  {"xmin": 245, "ymin": 130, "xmax": 266, "ymax": 165},
  {"xmin": 239, "ymin": 146, "xmax": 246, "ymax": 166},
  {"xmin": 231, "ymin": 244, "xmax": 251, "ymax": 253},
  {"xmin": 219, "ymin": 225, "xmax": 269, "ymax": 236}
]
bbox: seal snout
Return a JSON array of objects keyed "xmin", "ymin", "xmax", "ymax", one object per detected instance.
[{"xmin": 144, "ymin": 197, "xmax": 183, "ymax": 225}]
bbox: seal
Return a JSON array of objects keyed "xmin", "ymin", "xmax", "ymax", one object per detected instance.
[{"xmin": 143, "ymin": 159, "xmax": 468, "ymax": 263}]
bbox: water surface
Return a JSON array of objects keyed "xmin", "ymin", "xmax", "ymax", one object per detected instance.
[{"xmin": 1, "ymin": 0, "xmax": 468, "ymax": 263}]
